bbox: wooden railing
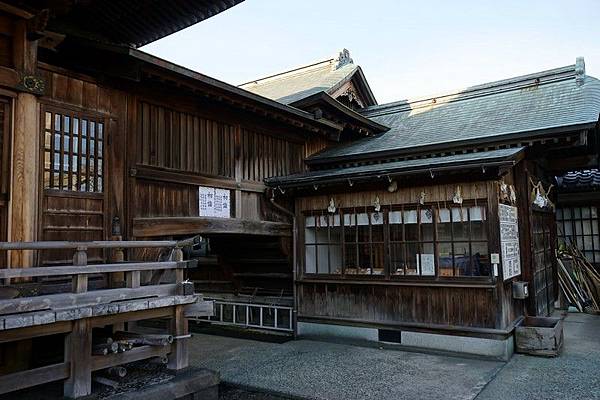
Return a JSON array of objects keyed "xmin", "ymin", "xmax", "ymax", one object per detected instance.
[{"xmin": 0, "ymin": 239, "xmax": 209, "ymax": 399}]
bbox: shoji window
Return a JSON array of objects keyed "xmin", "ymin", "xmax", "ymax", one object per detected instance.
[{"xmin": 556, "ymin": 207, "xmax": 600, "ymax": 263}]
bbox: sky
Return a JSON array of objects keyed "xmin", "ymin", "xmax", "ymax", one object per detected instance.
[{"xmin": 142, "ymin": 0, "xmax": 600, "ymax": 104}]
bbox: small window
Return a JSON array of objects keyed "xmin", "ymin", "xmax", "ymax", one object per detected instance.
[
  {"xmin": 43, "ymin": 110, "xmax": 105, "ymax": 193},
  {"xmin": 557, "ymin": 206, "xmax": 600, "ymax": 264}
]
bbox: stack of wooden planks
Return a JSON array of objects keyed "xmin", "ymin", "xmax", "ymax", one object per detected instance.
[{"xmin": 557, "ymin": 245, "xmax": 600, "ymax": 314}]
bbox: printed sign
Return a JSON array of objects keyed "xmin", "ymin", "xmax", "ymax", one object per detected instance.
[
  {"xmin": 417, "ymin": 253, "xmax": 435, "ymax": 276},
  {"xmin": 499, "ymin": 204, "xmax": 521, "ymax": 280},
  {"xmin": 199, "ymin": 186, "xmax": 231, "ymax": 218}
]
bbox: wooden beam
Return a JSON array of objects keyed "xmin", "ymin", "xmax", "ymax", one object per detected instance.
[
  {"xmin": 167, "ymin": 305, "xmax": 188, "ymax": 370},
  {"xmin": 92, "ymin": 344, "xmax": 171, "ymax": 371},
  {"xmin": 0, "ymin": 362, "xmax": 70, "ymax": 395},
  {"xmin": 0, "ymin": 261, "xmax": 192, "ymax": 279},
  {"xmin": 132, "ymin": 217, "xmax": 292, "ymax": 238},
  {"xmin": 0, "ymin": 284, "xmax": 178, "ymax": 316},
  {"xmin": 0, "ymin": 321, "xmax": 71, "ymax": 343}
]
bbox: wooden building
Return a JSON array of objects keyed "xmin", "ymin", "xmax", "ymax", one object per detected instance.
[{"xmin": 259, "ymin": 56, "xmax": 600, "ymax": 359}]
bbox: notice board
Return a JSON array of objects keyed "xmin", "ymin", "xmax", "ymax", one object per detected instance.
[{"xmin": 499, "ymin": 204, "xmax": 521, "ymax": 280}]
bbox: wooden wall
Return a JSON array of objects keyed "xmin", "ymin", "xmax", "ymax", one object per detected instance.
[
  {"xmin": 295, "ymin": 178, "xmax": 525, "ymax": 332},
  {"xmin": 37, "ymin": 65, "xmax": 127, "ymax": 264}
]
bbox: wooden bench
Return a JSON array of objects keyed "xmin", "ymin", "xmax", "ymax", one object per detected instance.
[{"xmin": 0, "ymin": 240, "xmax": 214, "ymax": 399}]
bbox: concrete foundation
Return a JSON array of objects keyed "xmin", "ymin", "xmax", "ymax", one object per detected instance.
[{"xmin": 298, "ymin": 321, "xmax": 514, "ymax": 361}]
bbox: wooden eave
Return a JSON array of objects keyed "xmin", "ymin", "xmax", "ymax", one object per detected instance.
[
  {"xmin": 327, "ymin": 66, "xmax": 377, "ymax": 107},
  {"xmin": 131, "ymin": 49, "xmax": 343, "ymax": 136},
  {"xmin": 290, "ymin": 92, "xmax": 389, "ymax": 136}
]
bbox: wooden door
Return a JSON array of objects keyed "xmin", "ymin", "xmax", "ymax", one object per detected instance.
[
  {"xmin": 532, "ymin": 211, "xmax": 557, "ymax": 316},
  {"xmin": 40, "ymin": 106, "xmax": 108, "ymax": 265},
  {"xmin": 0, "ymin": 98, "xmax": 10, "ymax": 267}
]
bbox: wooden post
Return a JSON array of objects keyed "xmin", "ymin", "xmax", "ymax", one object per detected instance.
[
  {"xmin": 167, "ymin": 305, "xmax": 188, "ymax": 371},
  {"xmin": 8, "ymin": 92, "xmax": 39, "ymax": 267},
  {"xmin": 72, "ymin": 247, "xmax": 88, "ymax": 293},
  {"xmin": 8, "ymin": 19, "xmax": 39, "ymax": 268},
  {"xmin": 64, "ymin": 319, "xmax": 92, "ymax": 398}
]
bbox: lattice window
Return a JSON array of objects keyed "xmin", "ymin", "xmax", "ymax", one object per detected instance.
[
  {"xmin": 43, "ymin": 110, "xmax": 104, "ymax": 192},
  {"xmin": 557, "ymin": 207, "xmax": 600, "ymax": 263}
]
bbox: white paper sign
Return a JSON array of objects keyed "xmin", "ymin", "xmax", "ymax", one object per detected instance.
[
  {"xmin": 499, "ymin": 204, "xmax": 521, "ymax": 280},
  {"xmin": 199, "ymin": 186, "xmax": 231, "ymax": 218},
  {"xmin": 417, "ymin": 254, "xmax": 435, "ymax": 276}
]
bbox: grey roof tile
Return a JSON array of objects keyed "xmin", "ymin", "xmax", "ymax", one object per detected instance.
[
  {"xmin": 239, "ymin": 53, "xmax": 360, "ymax": 105},
  {"xmin": 308, "ymin": 64, "xmax": 600, "ymax": 163}
]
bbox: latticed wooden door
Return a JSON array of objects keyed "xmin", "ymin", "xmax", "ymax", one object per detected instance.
[{"xmin": 532, "ymin": 211, "xmax": 557, "ymax": 316}]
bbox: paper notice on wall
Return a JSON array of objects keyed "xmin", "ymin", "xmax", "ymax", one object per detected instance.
[
  {"xmin": 199, "ymin": 186, "xmax": 231, "ymax": 218},
  {"xmin": 499, "ymin": 204, "xmax": 521, "ymax": 280},
  {"xmin": 417, "ymin": 253, "xmax": 435, "ymax": 276}
]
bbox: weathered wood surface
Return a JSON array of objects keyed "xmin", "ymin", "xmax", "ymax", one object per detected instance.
[
  {"xmin": 0, "ymin": 294, "xmax": 198, "ymax": 330},
  {"xmin": 132, "ymin": 216, "xmax": 291, "ymax": 237},
  {"xmin": 183, "ymin": 299, "xmax": 214, "ymax": 318},
  {"xmin": 0, "ymin": 261, "xmax": 194, "ymax": 279},
  {"xmin": 0, "ymin": 240, "xmax": 186, "ymax": 250},
  {"xmin": 0, "ymin": 362, "xmax": 70, "ymax": 395}
]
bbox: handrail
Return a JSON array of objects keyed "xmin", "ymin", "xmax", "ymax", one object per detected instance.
[
  {"xmin": 0, "ymin": 260, "xmax": 197, "ymax": 279},
  {"xmin": 0, "ymin": 239, "xmax": 195, "ymax": 251}
]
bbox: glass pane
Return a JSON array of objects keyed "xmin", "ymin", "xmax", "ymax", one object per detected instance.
[
  {"xmin": 305, "ymin": 216, "xmax": 316, "ymax": 244},
  {"xmin": 371, "ymin": 212, "xmax": 384, "ymax": 242},
  {"xmin": 81, "ymin": 120, "xmax": 88, "ymax": 137},
  {"xmin": 44, "ymin": 131, "xmax": 51, "ymax": 149},
  {"xmin": 97, "ymin": 177, "xmax": 103, "ymax": 192},
  {"xmin": 73, "ymin": 118, "xmax": 79, "ymax": 135},
  {"xmin": 453, "ymin": 242, "xmax": 471, "ymax": 276},
  {"xmin": 452, "ymin": 208, "xmax": 469, "ymax": 240},
  {"xmin": 584, "ymin": 236, "xmax": 593, "ymax": 250},
  {"xmin": 329, "ymin": 214, "xmax": 342, "ymax": 243},
  {"xmin": 404, "ymin": 210, "xmax": 418, "ymax": 241},
  {"xmin": 357, "ymin": 243, "xmax": 371, "ymax": 274},
  {"xmin": 73, "ymin": 136, "xmax": 79, "ymax": 153},
  {"xmin": 390, "ymin": 243, "xmax": 405, "ymax": 275},
  {"xmin": 345, "ymin": 244, "xmax": 357, "ymax": 274},
  {"xmin": 54, "ymin": 114, "xmax": 61, "ymax": 131},
  {"xmin": 372, "ymin": 243, "xmax": 385, "ymax": 275},
  {"xmin": 556, "ymin": 208, "xmax": 563, "ymax": 220},
  {"xmin": 98, "ymin": 141, "xmax": 103, "ymax": 156},
  {"xmin": 45, "ymin": 112, "xmax": 51, "ymax": 129},
  {"xmin": 344, "ymin": 213, "xmax": 356, "ymax": 243},
  {"xmin": 305, "ymin": 245, "xmax": 316, "ymax": 274},
  {"xmin": 357, "ymin": 213, "xmax": 370, "ymax": 242},
  {"xmin": 582, "ymin": 207, "xmax": 591, "ymax": 219},
  {"xmin": 582, "ymin": 220, "xmax": 592, "ymax": 235},
  {"xmin": 63, "ymin": 115, "xmax": 70, "ymax": 133},
  {"xmin": 90, "ymin": 121, "xmax": 95, "ymax": 138},
  {"xmin": 43, "ymin": 169, "xmax": 50, "ymax": 188},
  {"xmin": 471, "ymin": 206, "xmax": 488, "ymax": 240},
  {"xmin": 330, "ymin": 245, "xmax": 342, "ymax": 274},
  {"xmin": 421, "ymin": 209, "xmax": 434, "ymax": 241},
  {"xmin": 406, "ymin": 243, "xmax": 419, "ymax": 275},
  {"xmin": 592, "ymin": 207, "xmax": 598, "ymax": 219},
  {"xmin": 573, "ymin": 208, "xmax": 582, "ymax": 219},
  {"xmin": 437, "ymin": 208, "xmax": 452, "ymax": 241},
  {"xmin": 471, "ymin": 242, "xmax": 490, "ymax": 276},
  {"xmin": 54, "ymin": 133, "xmax": 61, "ymax": 151},
  {"xmin": 98, "ymin": 123, "xmax": 103, "ymax": 139},
  {"xmin": 438, "ymin": 242, "xmax": 453, "ymax": 276},
  {"xmin": 389, "ymin": 211, "xmax": 403, "ymax": 242},
  {"xmin": 317, "ymin": 245, "xmax": 329, "ymax": 274}
]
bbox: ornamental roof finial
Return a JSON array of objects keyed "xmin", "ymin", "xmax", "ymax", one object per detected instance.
[
  {"xmin": 575, "ymin": 57, "xmax": 585, "ymax": 86},
  {"xmin": 333, "ymin": 48, "xmax": 353, "ymax": 70}
]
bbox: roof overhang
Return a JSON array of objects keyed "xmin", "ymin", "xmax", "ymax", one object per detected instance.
[
  {"xmin": 290, "ymin": 92, "xmax": 389, "ymax": 136},
  {"xmin": 7, "ymin": 0, "xmax": 244, "ymax": 47},
  {"xmin": 266, "ymin": 147, "xmax": 525, "ymax": 190}
]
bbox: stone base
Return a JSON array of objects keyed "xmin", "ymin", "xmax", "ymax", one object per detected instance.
[{"xmin": 298, "ymin": 322, "xmax": 514, "ymax": 361}]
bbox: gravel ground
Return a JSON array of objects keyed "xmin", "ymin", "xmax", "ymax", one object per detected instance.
[
  {"xmin": 189, "ymin": 333, "xmax": 503, "ymax": 400},
  {"xmin": 475, "ymin": 312, "xmax": 600, "ymax": 400}
]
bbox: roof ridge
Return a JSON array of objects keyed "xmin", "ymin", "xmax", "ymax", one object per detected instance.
[
  {"xmin": 238, "ymin": 58, "xmax": 335, "ymax": 87},
  {"xmin": 362, "ymin": 63, "xmax": 578, "ymax": 117}
]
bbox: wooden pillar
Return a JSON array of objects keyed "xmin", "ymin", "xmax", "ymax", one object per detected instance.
[
  {"xmin": 8, "ymin": 92, "xmax": 39, "ymax": 267},
  {"xmin": 64, "ymin": 319, "xmax": 92, "ymax": 398},
  {"xmin": 167, "ymin": 305, "xmax": 189, "ymax": 371}
]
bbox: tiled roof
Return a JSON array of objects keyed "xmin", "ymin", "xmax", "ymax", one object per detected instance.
[
  {"xmin": 308, "ymin": 59, "xmax": 600, "ymax": 163},
  {"xmin": 239, "ymin": 49, "xmax": 375, "ymax": 105},
  {"xmin": 557, "ymin": 170, "xmax": 600, "ymax": 191},
  {"xmin": 265, "ymin": 147, "xmax": 524, "ymax": 188}
]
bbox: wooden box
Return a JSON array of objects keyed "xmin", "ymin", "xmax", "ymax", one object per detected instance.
[{"xmin": 515, "ymin": 316, "xmax": 564, "ymax": 357}]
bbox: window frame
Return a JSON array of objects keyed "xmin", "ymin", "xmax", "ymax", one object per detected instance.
[
  {"xmin": 42, "ymin": 105, "xmax": 107, "ymax": 194},
  {"xmin": 301, "ymin": 200, "xmax": 493, "ymax": 282}
]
